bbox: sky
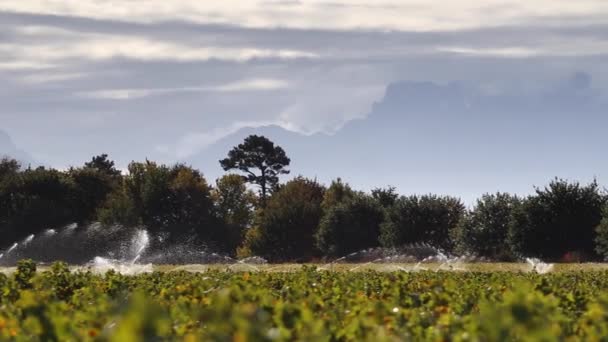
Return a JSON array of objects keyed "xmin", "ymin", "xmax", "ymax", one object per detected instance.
[{"xmin": 1, "ymin": 1, "xmax": 607, "ymax": 203}]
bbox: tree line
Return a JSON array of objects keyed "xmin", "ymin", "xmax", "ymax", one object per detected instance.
[{"xmin": 1, "ymin": 135, "xmax": 608, "ymax": 262}]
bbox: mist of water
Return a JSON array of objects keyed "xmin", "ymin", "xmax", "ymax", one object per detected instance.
[{"xmin": 0, "ymin": 223, "xmax": 267, "ymax": 274}]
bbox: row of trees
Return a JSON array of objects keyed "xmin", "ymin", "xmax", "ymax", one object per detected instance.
[
  {"xmin": 2, "ymin": 135, "xmax": 608, "ymax": 262},
  {"xmin": 238, "ymin": 177, "xmax": 608, "ymax": 262}
]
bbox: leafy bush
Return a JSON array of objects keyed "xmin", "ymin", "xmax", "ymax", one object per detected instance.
[
  {"xmin": 0, "ymin": 167, "xmax": 76, "ymax": 243},
  {"xmin": 380, "ymin": 195, "xmax": 465, "ymax": 251},
  {"xmin": 509, "ymin": 179, "xmax": 606, "ymax": 260},
  {"xmin": 321, "ymin": 178, "xmax": 357, "ymax": 211},
  {"xmin": 241, "ymin": 177, "xmax": 325, "ymax": 262},
  {"xmin": 452, "ymin": 193, "xmax": 520, "ymax": 260},
  {"xmin": 315, "ymin": 194, "xmax": 385, "ymax": 257},
  {"xmin": 594, "ymin": 206, "xmax": 608, "ymax": 259},
  {"xmin": 212, "ymin": 174, "xmax": 257, "ymax": 255},
  {"xmin": 14, "ymin": 259, "xmax": 36, "ymax": 289}
]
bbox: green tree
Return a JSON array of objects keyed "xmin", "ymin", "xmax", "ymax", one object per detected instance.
[
  {"xmin": 165, "ymin": 165, "xmax": 217, "ymax": 242},
  {"xmin": 371, "ymin": 186, "xmax": 399, "ymax": 208},
  {"xmin": 452, "ymin": 193, "xmax": 520, "ymax": 260},
  {"xmin": 0, "ymin": 157, "xmax": 20, "ymax": 181},
  {"xmin": 97, "ymin": 188, "xmax": 139, "ymax": 227},
  {"xmin": 99, "ymin": 161, "xmax": 220, "ymax": 247},
  {"xmin": 84, "ymin": 154, "xmax": 121, "ymax": 178},
  {"xmin": 242, "ymin": 177, "xmax": 325, "ymax": 262},
  {"xmin": 380, "ymin": 195, "xmax": 465, "ymax": 251},
  {"xmin": 315, "ymin": 194, "xmax": 385, "ymax": 257},
  {"xmin": 509, "ymin": 179, "xmax": 606, "ymax": 260},
  {"xmin": 0, "ymin": 167, "xmax": 76, "ymax": 244},
  {"xmin": 68, "ymin": 167, "xmax": 116, "ymax": 224},
  {"xmin": 212, "ymin": 174, "xmax": 256, "ymax": 254},
  {"xmin": 595, "ymin": 205, "xmax": 608, "ymax": 259},
  {"xmin": 220, "ymin": 135, "xmax": 290, "ymax": 205},
  {"xmin": 321, "ymin": 178, "xmax": 357, "ymax": 211}
]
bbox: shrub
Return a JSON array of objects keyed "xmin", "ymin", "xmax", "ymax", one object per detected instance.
[
  {"xmin": 380, "ymin": 195, "xmax": 464, "ymax": 251},
  {"xmin": 315, "ymin": 195, "xmax": 385, "ymax": 257},
  {"xmin": 594, "ymin": 206, "xmax": 608, "ymax": 259},
  {"xmin": 241, "ymin": 177, "xmax": 325, "ymax": 262},
  {"xmin": 321, "ymin": 178, "xmax": 357, "ymax": 211},
  {"xmin": 452, "ymin": 193, "xmax": 519, "ymax": 260},
  {"xmin": 212, "ymin": 174, "xmax": 256, "ymax": 255},
  {"xmin": 14, "ymin": 259, "xmax": 36, "ymax": 289},
  {"xmin": 509, "ymin": 179, "xmax": 606, "ymax": 260}
]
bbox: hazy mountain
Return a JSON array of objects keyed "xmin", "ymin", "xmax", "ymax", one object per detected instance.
[
  {"xmin": 187, "ymin": 73, "xmax": 607, "ymax": 201},
  {"xmin": 0, "ymin": 130, "xmax": 35, "ymax": 166}
]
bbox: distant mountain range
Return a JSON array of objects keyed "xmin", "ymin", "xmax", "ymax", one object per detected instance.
[
  {"xmin": 2, "ymin": 73, "xmax": 604, "ymax": 201},
  {"xmin": 185, "ymin": 74, "xmax": 607, "ymax": 200},
  {"xmin": 0, "ymin": 130, "xmax": 35, "ymax": 166}
]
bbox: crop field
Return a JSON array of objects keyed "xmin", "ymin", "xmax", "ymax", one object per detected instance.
[
  {"xmin": 1, "ymin": 261, "xmax": 608, "ymax": 341},
  {"xmin": 3, "ymin": 261, "xmax": 608, "ymax": 275}
]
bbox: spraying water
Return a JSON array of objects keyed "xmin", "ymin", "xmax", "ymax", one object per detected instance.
[
  {"xmin": 44, "ymin": 229, "xmax": 57, "ymax": 237},
  {"xmin": 23, "ymin": 234, "xmax": 35, "ymax": 246},
  {"xmin": 5, "ymin": 243, "xmax": 18, "ymax": 255},
  {"xmin": 525, "ymin": 258, "xmax": 554, "ymax": 274},
  {"xmin": 0, "ymin": 223, "xmax": 557, "ymax": 274},
  {"xmin": 0, "ymin": 222, "xmax": 268, "ymax": 274},
  {"xmin": 129, "ymin": 229, "xmax": 150, "ymax": 264}
]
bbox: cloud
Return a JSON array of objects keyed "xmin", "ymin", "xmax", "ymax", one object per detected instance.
[
  {"xmin": 18, "ymin": 72, "xmax": 88, "ymax": 85},
  {"xmin": 436, "ymin": 47, "xmax": 540, "ymax": 58},
  {"xmin": 0, "ymin": 30, "xmax": 319, "ymax": 63},
  {"xmin": 167, "ymin": 120, "xmax": 280, "ymax": 159},
  {"xmin": 2, "ymin": 0, "xmax": 608, "ymax": 31},
  {"xmin": 1, "ymin": 2, "xmax": 608, "ymax": 170},
  {"xmin": 0, "ymin": 61, "xmax": 58, "ymax": 70},
  {"xmin": 77, "ymin": 78, "xmax": 290, "ymax": 100}
]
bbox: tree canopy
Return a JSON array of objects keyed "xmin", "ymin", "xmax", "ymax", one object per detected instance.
[
  {"xmin": 220, "ymin": 135, "xmax": 290, "ymax": 205},
  {"xmin": 452, "ymin": 193, "xmax": 520, "ymax": 260},
  {"xmin": 509, "ymin": 179, "xmax": 606, "ymax": 260},
  {"xmin": 380, "ymin": 195, "xmax": 465, "ymax": 251},
  {"xmin": 240, "ymin": 177, "xmax": 325, "ymax": 262},
  {"xmin": 1, "ymin": 150, "xmax": 608, "ymax": 263}
]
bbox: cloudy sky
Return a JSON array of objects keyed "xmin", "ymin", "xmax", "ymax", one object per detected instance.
[{"xmin": 1, "ymin": 1, "xmax": 607, "ymax": 201}]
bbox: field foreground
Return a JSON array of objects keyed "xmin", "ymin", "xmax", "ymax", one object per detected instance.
[
  {"xmin": 2, "ymin": 262, "xmax": 608, "ymax": 341},
  {"xmin": 3, "ymin": 261, "xmax": 608, "ymax": 275}
]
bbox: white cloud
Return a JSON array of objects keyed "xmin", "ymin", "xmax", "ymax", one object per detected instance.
[
  {"xmin": 168, "ymin": 120, "xmax": 280, "ymax": 159},
  {"xmin": 0, "ymin": 61, "xmax": 58, "ymax": 70},
  {"xmin": 436, "ymin": 46, "xmax": 540, "ymax": 58},
  {"xmin": 18, "ymin": 72, "xmax": 88, "ymax": 84},
  {"xmin": 0, "ymin": 38, "xmax": 317, "ymax": 63},
  {"xmin": 2, "ymin": 0, "xmax": 608, "ymax": 168},
  {"xmin": 1, "ymin": 1, "xmax": 608, "ymax": 31},
  {"xmin": 436, "ymin": 37, "xmax": 608, "ymax": 58},
  {"xmin": 215, "ymin": 79, "xmax": 289, "ymax": 92},
  {"xmin": 77, "ymin": 78, "xmax": 289, "ymax": 100}
]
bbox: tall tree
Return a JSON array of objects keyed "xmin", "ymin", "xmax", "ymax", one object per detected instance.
[
  {"xmin": 321, "ymin": 178, "xmax": 357, "ymax": 211},
  {"xmin": 509, "ymin": 179, "xmax": 606, "ymax": 260},
  {"xmin": 68, "ymin": 167, "xmax": 115, "ymax": 224},
  {"xmin": 84, "ymin": 154, "xmax": 121, "ymax": 178},
  {"xmin": 452, "ymin": 193, "xmax": 520, "ymax": 260},
  {"xmin": 595, "ymin": 205, "xmax": 608, "ymax": 259},
  {"xmin": 380, "ymin": 195, "xmax": 465, "ymax": 251},
  {"xmin": 241, "ymin": 177, "xmax": 325, "ymax": 262},
  {"xmin": 98, "ymin": 161, "xmax": 220, "ymax": 246},
  {"xmin": 220, "ymin": 135, "xmax": 290, "ymax": 205},
  {"xmin": 0, "ymin": 158, "xmax": 20, "ymax": 181},
  {"xmin": 316, "ymin": 194, "xmax": 385, "ymax": 257},
  {"xmin": 371, "ymin": 186, "xmax": 399, "ymax": 208},
  {"xmin": 212, "ymin": 174, "xmax": 256, "ymax": 254},
  {"xmin": 0, "ymin": 167, "xmax": 76, "ymax": 244}
]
